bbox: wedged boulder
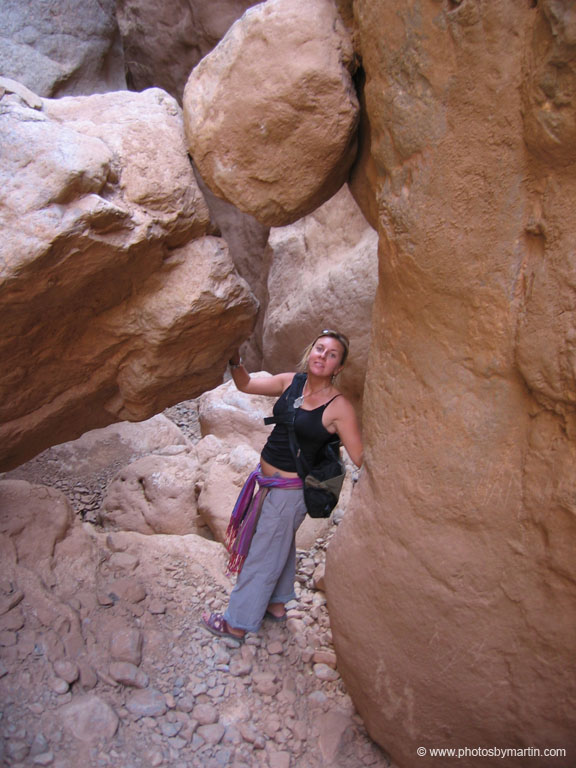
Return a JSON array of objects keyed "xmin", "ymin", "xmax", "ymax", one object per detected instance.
[
  {"xmin": 0, "ymin": 86, "xmax": 258, "ymax": 471},
  {"xmin": 183, "ymin": 0, "xmax": 359, "ymax": 226},
  {"xmin": 115, "ymin": 0, "xmax": 272, "ymax": 370},
  {"xmin": 261, "ymin": 184, "xmax": 378, "ymax": 405},
  {"xmin": 0, "ymin": 0, "xmax": 125, "ymax": 97},
  {"xmin": 327, "ymin": 1, "xmax": 576, "ymax": 765},
  {"xmin": 116, "ymin": 0, "xmax": 260, "ymax": 101},
  {"xmin": 100, "ymin": 453, "xmax": 206, "ymax": 536}
]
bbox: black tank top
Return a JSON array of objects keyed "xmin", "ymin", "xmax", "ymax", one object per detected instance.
[{"xmin": 261, "ymin": 377, "xmax": 340, "ymax": 472}]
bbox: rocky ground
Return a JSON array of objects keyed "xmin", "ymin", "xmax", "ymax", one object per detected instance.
[{"xmin": 0, "ymin": 401, "xmax": 393, "ymax": 768}]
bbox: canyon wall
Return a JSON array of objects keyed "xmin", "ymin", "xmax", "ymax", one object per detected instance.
[{"xmin": 326, "ymin": 1, "xmax": 576, "ymax": 765}]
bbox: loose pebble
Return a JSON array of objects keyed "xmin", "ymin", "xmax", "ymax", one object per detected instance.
[
  {"xmin": 32, "ymin": 751, "xmax": 54, "ymax": 766},
  {"xmin": 126, "ymin": 688, "xmax": 167, "ymax": 718}
]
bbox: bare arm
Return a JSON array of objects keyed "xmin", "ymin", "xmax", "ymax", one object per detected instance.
[
  {"xmin": 229, "ymin": 356, "xmax": 294, "ymax": 398},
  {"xmin": 326, "ymin": 397, "xmax": 364, "ymax": 468}
]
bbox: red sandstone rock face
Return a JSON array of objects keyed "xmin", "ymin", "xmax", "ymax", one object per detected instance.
[
  {"xmin": 0, "ymin": 87, "xmax": 257, "ymax": 471},
  {"xmin": 326, "ymin": 1, "xmax": 576, "ymax": 765},
  {"xmin": 183, "ymin": 0, "xmax": 359, "ymax": 226}
]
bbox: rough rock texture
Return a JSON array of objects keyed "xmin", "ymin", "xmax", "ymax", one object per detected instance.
[
  {"xmin": 42, "ymin": 416, "xmax": 192, "ymax": 480},
  {"xmin": 348, "ymin": 70, "xmax": 379, "ymax": 231},
  {"xmin": 262, "ymin": 184, "xmax": 378, "ymax": 406},
  {"xmin": 0, "ymin": 0, "xmax": 126, "ymax": 97},
  {"xmin": 197, "ymin": 374, "xmax": 275, "ymax": 451},
  {"xmin": 0, "ymin": 86, "xmax": 257, "ymax": 471},
  {"xmin": 116, "ymin": 0, "xmax": 260, "ymax": 102},
  {"xmin": 183, "ymin": 0, "xmax": 359, "ymax": 226},
  {"xmin": 326, "ymin": 2, "xmax": 576, "ymax": 766},
  {"xmin": 0, "ymin": 481, "xmax": 74, "ymax": 570},
  {"xmin": 1, "ymin": 415, "xmax": 193, "ymax": 524},
  {"xmin": 99, "ymin": 454, "xmax": 206, "ymax": 537},
  {"xmin": 196, "ymin": 438, "xmax": 340, "ymax": 552},
  {"xmin": 196, "ymin": 438, "xmax": 262, "ymax": 543}
]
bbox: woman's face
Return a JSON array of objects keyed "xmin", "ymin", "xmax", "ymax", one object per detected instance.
[{"xmin": 307, "ymin": 336, "xmax": 345, "ymax": 379}]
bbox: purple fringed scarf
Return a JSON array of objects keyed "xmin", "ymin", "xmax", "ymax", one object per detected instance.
[{"xmin": 225, "ymin": 466, "xmax": 303, "ymax": 575}]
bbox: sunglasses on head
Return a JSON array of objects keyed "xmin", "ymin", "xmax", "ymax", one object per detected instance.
[{"xmin": 319, "ymin": 329, "xmax": 350, "ymax": 350}]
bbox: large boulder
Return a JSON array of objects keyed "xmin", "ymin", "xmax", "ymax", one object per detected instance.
[
  {"xmin": 327, "ymin": 1, "xmax": 576, "ymax": 766},
  {"xmin": 0, "ymin": 86, "xmax": 257, "ymax": 471},
  {"xmin": 1, "ymin": 415, "xmax": 192, "ymax": 525},
  {"xmin": 183, "ymin": 0, "xmax": 359, "ymax": 226},
  {"xmin": 261, "ymin": 184, "xmax": 378, "ymax": 405},
  {"xmin": 196, "ymin": 438, "xmax": 262, "ymax": 543},
  {"xmin": 35, "ymin": 416, "xmax": 191, "ymax": 480},
  {"xmin": 196, "ymin": 435, "xmax": 334, "ymax": 551},
  {"xmin": 0, "ymin": 0, "xmax": 125, "ymax": 97},
  {"xmin": 0, "ymin": 476, "xmax": 229, "ymax": 715}
]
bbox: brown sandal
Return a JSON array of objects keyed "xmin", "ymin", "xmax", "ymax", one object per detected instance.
[{"xmin": 201, "ymin": 611, "xmax": 245, "ymax": 643}]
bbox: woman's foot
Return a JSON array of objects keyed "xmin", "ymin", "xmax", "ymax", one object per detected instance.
[
  {"xmin": 202, "ymin": 611, "xmax": 245, "ymax": 642},
  {"xmin": 265, "ymin": 602, "xmax": 287, "ymax": 622}
]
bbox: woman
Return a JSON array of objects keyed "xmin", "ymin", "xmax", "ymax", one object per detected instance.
[{"xmin": 202, "ymin": 329, "xmax": 363, "ymax": 641}]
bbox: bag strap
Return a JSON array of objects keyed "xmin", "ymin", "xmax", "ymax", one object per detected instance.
[
  {"xmin": 263, "ymin": 374, "xmax": 309, "ymax": 479},
  {"xmin": 284, "ymin": 374, "xmax": 310, "ymax": 479}
]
